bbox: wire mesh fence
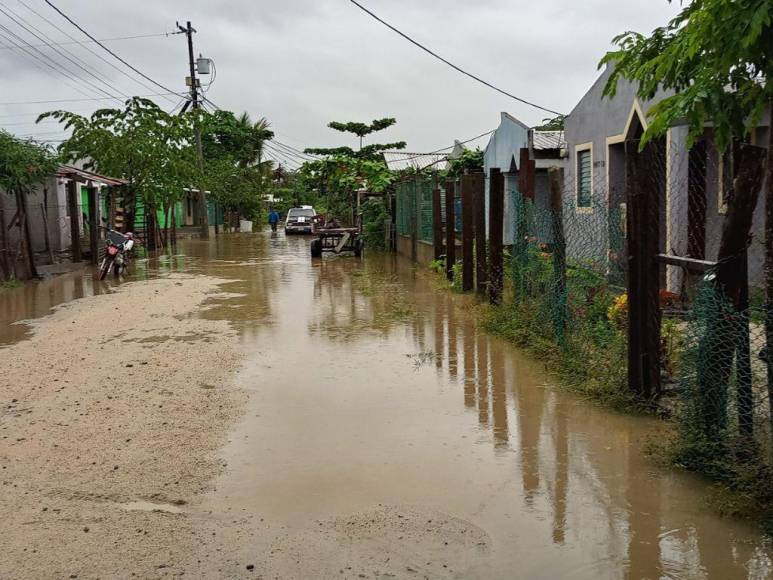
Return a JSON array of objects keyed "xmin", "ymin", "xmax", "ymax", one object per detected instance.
[{"xmin": 394, "ymin": 133, "xmax": 773, "ymax": 503}]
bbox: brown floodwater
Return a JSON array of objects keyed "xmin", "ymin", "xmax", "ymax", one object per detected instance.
[{"xmin": 2, "ymin": 231, "xmax": 771, "ymax": 578}]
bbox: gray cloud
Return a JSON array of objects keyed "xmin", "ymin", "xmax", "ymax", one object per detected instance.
[{"xmin": 1, "ymin": 0, "xmax": 680, "ymax": 160}]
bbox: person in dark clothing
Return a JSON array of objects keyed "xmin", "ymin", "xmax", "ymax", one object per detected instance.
[{"xmin": 268, "ymin": 209, "xmax": 280, "ymax": 231}]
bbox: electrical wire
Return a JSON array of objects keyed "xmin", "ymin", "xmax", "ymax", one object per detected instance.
[
  {"xmin": 348, "ymin": 0, "xmax": 564, "ymax": 117},
  {"xmin": 263, "ymin": 143, "xmax": 306, "ymax": 168},
  {"xmin": 0, "ymin": 92, "xmax": 182, "ymax": 106},
  {"xmin": 16, "ymin": 0, "xmax": 179, "ymax": 106},
  {"xmin": 0, "ymin": 30, "xmax": 178, "ymax": 50},
  {"xmin": 0, "ymin": 3, "xmax": 126, "ymax": 102},
  {"xmin": 43, "ymin": 0, "xmax": 180, "ymax": 98},
  {"xmin": 0, "ymin": 26, "xmax": 100, "ymax": 101}
]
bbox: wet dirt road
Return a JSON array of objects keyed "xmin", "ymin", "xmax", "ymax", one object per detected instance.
[{"xmin": 1, "ymin": 231, "xmax": 772, "ymax": 579}]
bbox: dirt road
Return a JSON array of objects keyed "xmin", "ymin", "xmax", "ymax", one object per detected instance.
[{"xmin": 1, "ymin": 233, "xmax": 771, "ymax": 579}]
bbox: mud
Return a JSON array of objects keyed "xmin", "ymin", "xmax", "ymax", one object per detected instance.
[{"xmin": 0, "ymin": 232, "xmax": 772, "ymax": 579}]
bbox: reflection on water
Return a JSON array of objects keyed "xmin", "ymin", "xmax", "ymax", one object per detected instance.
[{"xmin": 2, "ymin": 231, "xmax": 771, "ymax": 578}]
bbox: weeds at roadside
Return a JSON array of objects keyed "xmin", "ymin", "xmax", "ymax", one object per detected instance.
[{"xmin": 0, "ymin": 279, "xmax": 22, "ymax": 291}]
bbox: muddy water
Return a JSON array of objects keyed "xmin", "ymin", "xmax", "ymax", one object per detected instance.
[{"xmin": 2, "ymin": 231, "xmax": 772, "ymax": 578}]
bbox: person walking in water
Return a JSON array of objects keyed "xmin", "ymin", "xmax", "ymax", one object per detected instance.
[{"xmin": 268, "ymin": 208, "xmax": 280, "ymax": 232}]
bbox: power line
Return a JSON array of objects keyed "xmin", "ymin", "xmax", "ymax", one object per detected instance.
[
  {"xmin": 43, "ymin": 0, "xmax": 180, "ymax": 98},
  {"xmin": 16, "ymin": 0, "xmax": 179, "ymax": 106},
  {"xmin": 0, "ymin": 30, "xmax": 178, "ymax": 50},
  {"xmin": 0, "ymin": 25, "xmax": 100, "ymax": 101},
  {"xmin": 347, "ymin": 0, "xmax": 564, "ymax": 117},
  {"xmin": 0, "ymin": 92, "xmax": 180, "ymax": 106},
  {"xmin": 0, "ymin": 3, "xmax": 126, "ymax": 102}
]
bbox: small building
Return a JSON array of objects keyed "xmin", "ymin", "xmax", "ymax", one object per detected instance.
[
  {"xmin": 484, "ymin": 113, "xmax": 565, "ymax": 245},
  {"xmin": 563, "ymin": 65, "xmax": 770, "ymax": 290},
  {"xmin": 0, "ymin": 164, "xmax": 125, "ymax": 278}
]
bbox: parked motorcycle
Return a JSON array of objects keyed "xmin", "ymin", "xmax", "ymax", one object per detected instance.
[{"xmin": 98, "ymin": 229, "xmax": 136, "ymax": 280}]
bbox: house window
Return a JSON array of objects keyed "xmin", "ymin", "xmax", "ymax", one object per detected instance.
[
  {"xmin": 718, "ymin": 147, "xmax": 734, "ymax": 214},
  {"xmin": 576, "ymin": 144, "xmax": 593, "ymax": 209}
]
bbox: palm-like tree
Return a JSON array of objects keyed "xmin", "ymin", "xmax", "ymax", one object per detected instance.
[{"xmin": 234, "ymin": 112, "xmax": 274, "ymax": 170}]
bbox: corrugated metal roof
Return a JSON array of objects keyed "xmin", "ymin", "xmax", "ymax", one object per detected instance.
[
  {"xmin": 532, "ymin": 130, "xmax": 566, "ymax": 150},
  {"xmin": 383, "ymin": 151, "xmax": 449, "ymax": 172},
  {"xmin": 56, "ymin": 165, "xmax": 127, "ymax": 186}
]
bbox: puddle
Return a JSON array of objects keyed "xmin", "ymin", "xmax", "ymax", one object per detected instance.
[{"xmin": 3, "ymin": 231, "xmax": 772, "ymax": 578}]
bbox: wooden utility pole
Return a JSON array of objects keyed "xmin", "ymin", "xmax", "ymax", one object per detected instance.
[
  {"xmin": 432, "ymin": 183, "xmax": 443, "ymax": 261},
  {"xmin": 445, "ymin": 179, "xmax": 456, "ymax": 281},
  {"xmin": 474, "ymin": 172, "xmax": 487, "ymax": 296},
  {"xmin": 87, "ymin": 185, "xmax": 99, "ymax": 264},
  {"xmin": 488, "ymin": 169, "xmax": 504, "ymax": 305},
  {"xmin": 178, "ymin": 20, "xmax": 209, "ymax": 239},
  {"xmin": 625, "ymin": 140, "xmax": 661, "ymax": 400},
  {"xmin": 67, "ymin": 180, "xmax": 82, "ymax": 263},
  {"xmin": 461, "ymin": 174, "xmax": 475, "ymax": 291},
  {"xmin": 548, "ymin": 167, "xmax": 568, "ymax": 340}
]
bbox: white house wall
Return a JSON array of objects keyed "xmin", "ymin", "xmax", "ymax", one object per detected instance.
[{"xmin": 484, "ymin": 113, "xmax": 530, "ymax": 245}]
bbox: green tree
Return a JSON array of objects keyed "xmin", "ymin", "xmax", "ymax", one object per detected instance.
[
  {"xmin": 0, "ymin": 131, "xmax": 58, "ymax": 278},
  {"xmin": 304, "ymin": 117, "xmax": 406, "ymax": 160},
  {"xmin": 601, "ymin": 0, "xmax": 773, "ymax": 511},
  {"xmin": 41, "ymin": 98, "xmax": 198, "ymax": 235},
  {"xmin": 445, "ymin": 148, "xmax": 484, "ymax": 178},
  {"xmin": 200, "ymin": 110, "xmax": 275, "ymax": 224},
  {"xmin": 299, "ymin": 117, "xmax": 402, "ymax": 225},
  {"xmin": 600, "ymin": 0, "xmax": 772, "ymax": 151}
]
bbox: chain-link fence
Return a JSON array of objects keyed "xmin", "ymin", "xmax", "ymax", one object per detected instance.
[{"xmin": 394, "ymin": 134, "xmax": 772, "ymax": 507}]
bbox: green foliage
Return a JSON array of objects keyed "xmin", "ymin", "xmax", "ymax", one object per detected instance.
[
  {"xmin": 304, "ymin": 117, "xmax": 406, "ymax": 161},
  {"xmin": 534, "ymin": 116, "xmax": 565, "ymax": 131},
  {"xmin": 328, "ymin": 117, "xmax": 397, "ymax": 138},
  {"xmin": 428, "ymin": 258, "xmax": 445, "ymax": 274},
  {"xmin": 202, "ymin": 110, "xmax": 274, "ymax": 168},
  {"xmin": 0, "ymin": 278, "xmax": 23, "ymax": 291},
  {"xmin": 361, "ymin": 196, "xmax": 390, "ymax": 250},
  {"xmin": 601, "ymin": 0, "xmax": 773, "ymax": 151},
  {"xmin": 444, "ymin": 148, "xmax": 484, "ymax": 178},
  {"xmin": 41, "ymin": 98, "xmax": 197, "ymax": 210},
  {"xmin": 0, "ymin": 131, "xmax": 58, "ymax": 195},
  {"xmin": 200, "ymin": 111, "xmax": 274, "ymax": 221}
]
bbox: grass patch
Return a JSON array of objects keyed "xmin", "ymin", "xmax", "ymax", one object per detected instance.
[
  {"xmin": 0, "ymin": 279, "xmax": 22, "ymax": 291},
  {"xmin": 480, "ymin": 295, "xmax": 635, "ymax": 410}
]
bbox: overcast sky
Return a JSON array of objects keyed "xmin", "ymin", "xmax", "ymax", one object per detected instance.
[{"xmin": 0, "ymin": 0, "xmax": 681, "ymax": 167}]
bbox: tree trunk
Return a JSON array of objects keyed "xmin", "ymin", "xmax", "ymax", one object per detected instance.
[
  {"xmin": 17, "ymin": 189, "xmax": 38, "ymax": 278},
  {"xmin": 0, "ymin": 195, "xmax": 8, "ymax": 280},
  {"xmin": 765, "ymin": 103, "xmax": 773, "ymax": 446},
  {"xmin": 700, "ymin": 143, "xmax": 766, "ymax": 433},
  {"xmin": 146, "ymin": 203, "xmax": 157, "ymax": 251}
]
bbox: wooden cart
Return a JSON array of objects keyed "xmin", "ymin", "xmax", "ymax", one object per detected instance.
[{"xmin": 310, "ymin": 227, "xmax": 364, "ymax": 258}]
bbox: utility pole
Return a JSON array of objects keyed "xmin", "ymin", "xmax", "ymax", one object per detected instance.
[{"xmin": 178, "ymin": 20, "xmax": 209, "ymax": 239}]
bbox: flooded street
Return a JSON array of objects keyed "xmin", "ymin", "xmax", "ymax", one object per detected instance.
[{"xmin": 1, "ymin": 231, "xmax": 772, "ymax": 579}]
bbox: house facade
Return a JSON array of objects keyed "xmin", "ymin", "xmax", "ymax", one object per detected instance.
[{"xmin": 562, "ymin": 66, "xmax": 770, "ymax": 290}]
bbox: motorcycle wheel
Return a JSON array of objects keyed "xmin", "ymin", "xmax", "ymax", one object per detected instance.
[
  {"xmin": 113, "ymin": 261, "xmax": 122, "ymax": 277},
  {"xmin": 99, "ymin": 257, "xmax": 112, "ymax": 280}
]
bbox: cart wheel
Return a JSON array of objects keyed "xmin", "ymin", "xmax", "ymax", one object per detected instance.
[
  {"xmin": 310, "ymin": 238, "xmax": 322, "ymax": 258},
  {"xmin": 353, "ymin": 238, "xmax": 364, "ymax": 258}
]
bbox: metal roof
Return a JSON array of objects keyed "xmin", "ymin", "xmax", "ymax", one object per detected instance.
[
  {"xmin": 383, "ymin": 151, "xmax": 449, "ymax": 172},
  {"xmin": 56, "ymin": 165, "xmax": 127, "ymax": 186},
  {"xmin": 532, "ymin": 130, "xmax": 566, "ymax": 150}
]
